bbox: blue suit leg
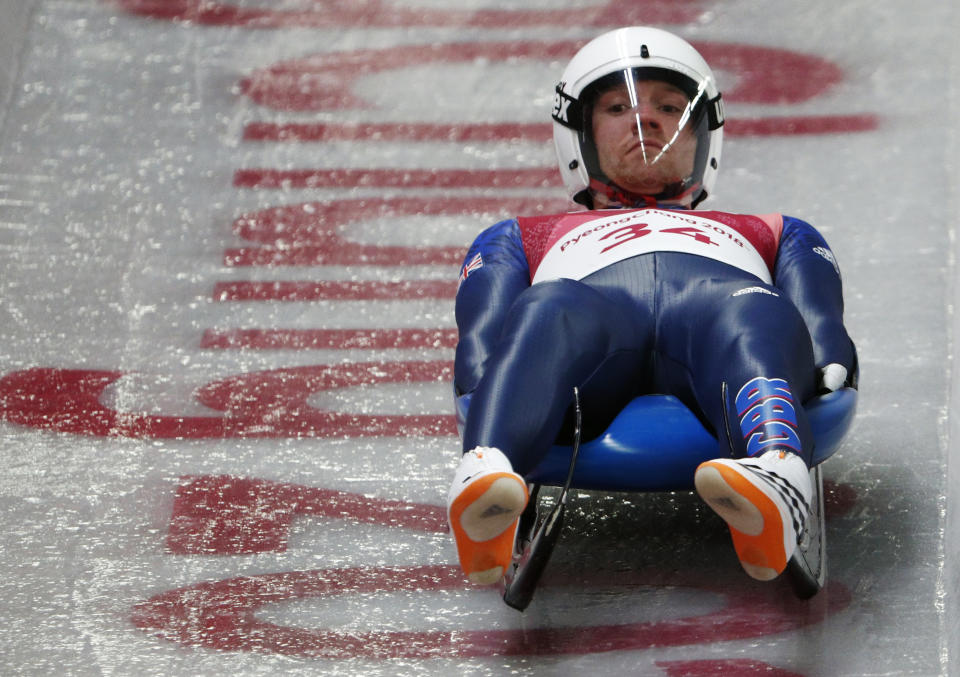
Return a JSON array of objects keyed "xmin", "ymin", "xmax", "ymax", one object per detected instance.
[
  {"xmin": 462, "ymin": 278, "xmax": 653, "ymax": 475},
  {"xmin": 687, "ymin": 284, "xmax": 818, "ymax": 466}
]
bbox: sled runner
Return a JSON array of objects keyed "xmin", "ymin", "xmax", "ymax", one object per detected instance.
[{"xmin": 501, "ymin": 385, "xmax": 858, "ymax": 611}]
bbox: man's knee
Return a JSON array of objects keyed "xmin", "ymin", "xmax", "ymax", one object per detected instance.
[
  {"xmin": 508, "ymin": 278, "xmax": 648, "ymax": 354},
  {"xmin": 510, "ymin": 279, "xmax": 606, "ymax": 330}
]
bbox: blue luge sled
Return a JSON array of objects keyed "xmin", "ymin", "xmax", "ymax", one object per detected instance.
[{"xmin": 525, "ymin": 388, "xmax": 858, "ymax": 492}]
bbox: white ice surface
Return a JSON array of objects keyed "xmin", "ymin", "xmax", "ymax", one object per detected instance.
[{"xmin": 0, "ymin": 1, "xmax": 957, "ymax": 676}]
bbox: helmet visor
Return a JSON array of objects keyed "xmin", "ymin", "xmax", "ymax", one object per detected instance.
[{"xmin": 579, "ymin": 67, "xmax": 713, "ymax": 207}]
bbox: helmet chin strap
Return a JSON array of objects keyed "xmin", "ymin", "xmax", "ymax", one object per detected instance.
[{"xmin": 588, "ymin": 178, "xmax": 700, "ymax": 209}]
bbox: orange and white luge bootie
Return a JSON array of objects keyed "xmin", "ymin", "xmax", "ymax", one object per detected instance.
[
  {"xmin": 446, "ymin": 446, "xmax": 529, "ymax": 585},
  {"xmin": 694, "ymin": 448, "xmax": 812, "ymax": 581}
]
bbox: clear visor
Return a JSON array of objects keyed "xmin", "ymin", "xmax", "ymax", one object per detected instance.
[{"xmin": 581, "ymin": 68, "xmax": 712, "ymax": 207}]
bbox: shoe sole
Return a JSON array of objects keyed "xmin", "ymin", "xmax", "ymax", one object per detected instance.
[
  {"xmin": 694, "ymin": 460, "xmax": 790, "ymax": 581},
  {"xmin": 448, "ymin": 473, "xmax": 528, "ymax": 585}
]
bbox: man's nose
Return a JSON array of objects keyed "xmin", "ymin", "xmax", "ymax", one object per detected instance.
[{"xmin": 633, "ymin": 104, "xmax": 663, "ymax": 133}]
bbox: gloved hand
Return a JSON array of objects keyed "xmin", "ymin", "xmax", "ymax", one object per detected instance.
[{"xmin": 819, "ymin": 363, "xmax": 848, "ymax": 392}]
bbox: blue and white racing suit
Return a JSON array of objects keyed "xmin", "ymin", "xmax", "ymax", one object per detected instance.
[{"xmin": 453, "ymin": 206, "xmax": 855, "ymax": 475}]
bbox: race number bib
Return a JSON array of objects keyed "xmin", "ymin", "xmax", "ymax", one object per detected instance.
[{"xmin": 531, "ymin": 209, "xmax": 773, "ymax": 285}]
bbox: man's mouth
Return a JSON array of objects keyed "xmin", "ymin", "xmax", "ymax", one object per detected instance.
[{"xmin": 628, "ymin": 139, "xmax": 664, "ymax": 160}]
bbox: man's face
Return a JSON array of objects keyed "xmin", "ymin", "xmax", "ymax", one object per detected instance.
[{"xmin": 590, "ymin": 79, "xmax": 698, "ymax": 199}]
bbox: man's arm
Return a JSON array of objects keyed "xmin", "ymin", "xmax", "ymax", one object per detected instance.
[
  {"xmin": 453, "ymin": 219, "xmax": 531, "ymax": 410},
  {"xmin": 773, "ymin": 216, "xmax": 857, "ymax": 388}
]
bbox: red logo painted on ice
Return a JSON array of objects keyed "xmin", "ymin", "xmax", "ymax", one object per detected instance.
[
  {"xmin": 0, "ymin": 363, "xmax": 457, "ymax": 438},
  {"xmin": 131, "ymin": 563, "xmax": 851, "ymax": 659},
  {"xmin": 115, "ymin": 0, "xmax": 708, "ymax": 29}
]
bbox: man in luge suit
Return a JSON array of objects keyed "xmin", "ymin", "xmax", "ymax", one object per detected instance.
[{"xmin": 446, "ymin": 27, "xmax": 856, "ymax": 586}]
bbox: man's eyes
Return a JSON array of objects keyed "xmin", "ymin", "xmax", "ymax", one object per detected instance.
[{"xmin": 603, "ymin": 101, "xmax": 685, "ymax": 115}]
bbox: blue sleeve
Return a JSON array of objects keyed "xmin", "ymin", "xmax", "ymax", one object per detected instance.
[
  {"xmin": 774, "ymin": 216, "xmax": 856, "ymax": 375},
  {"xmin": 453, "ymin": 219, "xmax": 531, "ymax": 401}
]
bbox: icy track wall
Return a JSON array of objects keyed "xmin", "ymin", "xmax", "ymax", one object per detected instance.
[
  {"xmin": 947, "ymin": 37, "xmax": 960, "ymax": 677},
  {"xmin": 0, "ymin": 0, "xmax": 36, "ymax": 133},
  {"xmin": 0, "ymin": 1, "xmax": 958, "ymax": 676}
]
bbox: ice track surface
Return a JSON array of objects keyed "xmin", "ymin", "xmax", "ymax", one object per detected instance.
[{"xmin": 0, "ymin": 1, "xmax": 958, "ymax": 675}]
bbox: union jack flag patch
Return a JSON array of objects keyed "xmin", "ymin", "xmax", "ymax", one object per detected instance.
[{"xmin": 458, "ymin": 252, "xmax": 483, "ymax": 286}]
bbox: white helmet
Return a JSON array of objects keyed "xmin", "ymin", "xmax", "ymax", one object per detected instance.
[{"xmin": 552, "ymin": 27, "xmax": 724, "ymax": 209}]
